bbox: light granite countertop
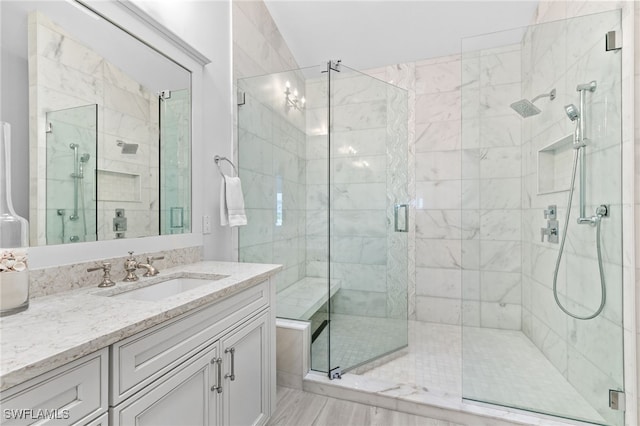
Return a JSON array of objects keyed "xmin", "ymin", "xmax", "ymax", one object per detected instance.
[{"xmin": 0, "ymin": 261, "xmax": 281, "ymax": 392}]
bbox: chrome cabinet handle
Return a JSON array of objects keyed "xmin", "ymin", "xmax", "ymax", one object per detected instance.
[
  {"xmin": 224, "ymin": 348, "xmax": 235, "ymax": 381},
  {"xmin": 394, "ymin": 204, "xmax": 409, "ymax": 232},
  {"xmin": 210, "ymin": 357, "xmax": 222, "ymax": 393}
]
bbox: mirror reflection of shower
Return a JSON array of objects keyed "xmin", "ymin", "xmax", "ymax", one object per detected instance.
[
  {"xmin": 552, "ymin": 80, "xmax": 608, "ymax": 320},
  {"xmin": 68, "ymin": 143, "xmax": 91, "ymax": 242},
  {"xmin": 44, "ymin": 105, "xmax": 98, "ymax": 245}
]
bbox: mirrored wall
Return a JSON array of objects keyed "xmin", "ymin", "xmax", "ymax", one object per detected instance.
[{"xmin": 0, "ymin": 1, "xmax": 192, "ymax": 246}]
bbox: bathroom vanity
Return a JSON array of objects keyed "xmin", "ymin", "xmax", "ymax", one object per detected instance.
[{"xmin": 0, "ymin": 261, "xmax": 280, "ymax": 426}]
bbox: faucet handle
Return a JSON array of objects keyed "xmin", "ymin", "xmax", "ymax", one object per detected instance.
[
  {"xmin": 147, "ymin": 255, "xmax": 165, "ymax": 264},
  {"xmin": 87, "ymin": 262, "xmax": 116, "ymax": 288},
  {"xmin": 540, "ymin": 227, "xmax": 549, "ymax": 242}
]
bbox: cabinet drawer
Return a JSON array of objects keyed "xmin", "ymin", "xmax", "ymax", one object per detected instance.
[
  {"xmin": 111, "ymin": 280, "xmax": 268, "ymax": 405},
  {"xmin": 0, "ymin": 349, "xmax": 108, "ymax": 426}
]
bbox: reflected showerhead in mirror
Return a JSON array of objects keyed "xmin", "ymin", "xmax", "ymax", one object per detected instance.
[
  {"xmin": 510, "ymin": 88, "xmax": 556, "ymax": 118},
  {"xmin": 117, "ymin": 140, "xmax": 139, "ymax": 154},
  {"xmin": 565, "ymin": 104, "xmax": 579, "ymax": 121}
]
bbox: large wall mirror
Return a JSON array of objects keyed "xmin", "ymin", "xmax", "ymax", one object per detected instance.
[{"xmin": 1, "ymin": 0, "xmax": 192, "ymax": 247}]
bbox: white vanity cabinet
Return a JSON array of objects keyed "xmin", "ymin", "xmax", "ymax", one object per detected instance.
[
  {"xmin": 0, "ymin": 273, "xmax": 276, "ymax": 426},
  {"xmin": 0, "ymin": 348, "xmax": 108, "ymax": 425},
  {"xmin": 109, "ymin": 279, "xmax": 274, "ymax": 426}
]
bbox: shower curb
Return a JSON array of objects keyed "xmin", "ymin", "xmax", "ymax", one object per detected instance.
[{"xmin": 302, "ymin": 372, "xmax": 593, "ymax": 426}]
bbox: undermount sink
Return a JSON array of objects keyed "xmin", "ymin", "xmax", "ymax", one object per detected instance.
[{"xmin": 109, "ymin": 276, "xmax": 227, "ymax": 302}]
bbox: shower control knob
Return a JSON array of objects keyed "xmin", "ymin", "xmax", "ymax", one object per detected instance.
[
  {"xmin": 543, "ymin": 205, "xmax": 557, "ymax": 220},
  {"xmin": 541, "ymin": 219, "xmax": 559, "ymax": 244}
]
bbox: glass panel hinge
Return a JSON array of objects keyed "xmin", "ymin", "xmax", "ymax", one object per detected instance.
[
  {"xmin": 605, "ymin": 31, "xmax": 622, "ymax": 51},
  {"xmin": 329, "ymin": 366, "xmax": 342, "ymax": 380},
  {"xmin": 609, "ymin": 389, "xmax": 625, "ymax": 411}
]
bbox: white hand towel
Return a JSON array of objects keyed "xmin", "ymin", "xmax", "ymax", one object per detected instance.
[{"xmin": 220, "ymin": 174, "xmax": 247, "ymax": 227}]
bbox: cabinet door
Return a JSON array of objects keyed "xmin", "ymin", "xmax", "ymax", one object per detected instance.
[
  {"xmin": 221, "ymin": 312, "xmax": 269, "ymax": 426},
  {"xmin": 83, "ymin": 412, "xmax": 108, "ymax": 426},
  {"xmin": 111, "ymin": 345, "xmax": 220, "ymax": 426}
]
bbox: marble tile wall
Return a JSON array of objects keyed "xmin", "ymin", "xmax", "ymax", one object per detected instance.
[
  {"xmin": 28, "ymin": 12, "xmax": 159, "ymax": 244},
  {"xmin": 413, "ymin": 55, "xmax": 466, "ymax": 326},
  {"xmin": 460, "ymin": 45, "xmax": 523, "ymax": 331},
  {"xmin": 366, "ymin": 49, "xmax": 522, "ymax": 329}
]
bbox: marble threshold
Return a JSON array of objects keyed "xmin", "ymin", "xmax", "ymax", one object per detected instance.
[
  {"xmin": 0, "ymin": 261, "xmax": 282, "ymax": 392},
  {"xmin": 302, "ymin": 372, "xmax": 597, "ymax": 426}
]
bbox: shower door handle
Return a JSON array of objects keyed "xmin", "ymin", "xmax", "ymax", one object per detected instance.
[{"xmin": 394, "ymin": 204, "xmax": 409, "ymax": 232}]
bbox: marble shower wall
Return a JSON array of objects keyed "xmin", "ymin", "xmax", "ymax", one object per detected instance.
[
  {"xmin": 460, "ymin": 45, "xmax": 524, "ymax": 331},
  {"xmin": 365, "ymin": 48, "xmax": 522, "ymax": 328},
  {"xmin": 28, "ymin": 11, "xmax": 159, "ymax": 244}
]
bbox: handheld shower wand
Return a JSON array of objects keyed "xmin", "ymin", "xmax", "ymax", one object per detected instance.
[
  {"xmin": 553, "ymin": 80, "xmax": 608, "ymax": 320},
  {"xmin": 69, "ymin": 144, "xmax": 80, "ymax": 221}
]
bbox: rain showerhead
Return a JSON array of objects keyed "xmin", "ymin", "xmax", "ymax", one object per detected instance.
[
  {"xmin": 565, "ymin": 104, "xmax": 580, "ymax": 121},
  {"xmin": 117, "ymin": 140, "xmax": 139, "ymax": 154},
  {"xmin": 510, "ymin": 100, "xmax": 541, "ymax": 118},
  {"xmin": 510, "ymin": 88, "xmax": 556, "ymax": 118}
]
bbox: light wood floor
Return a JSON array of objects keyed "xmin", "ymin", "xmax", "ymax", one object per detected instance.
[{"xmin": 267, "ymin": 386, "xmax": 462, "ymax": 426}]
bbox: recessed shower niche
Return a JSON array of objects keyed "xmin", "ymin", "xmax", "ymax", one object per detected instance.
[{"xmin": 537, "ymin": 134, "xmax": 573, "ymax": 194}]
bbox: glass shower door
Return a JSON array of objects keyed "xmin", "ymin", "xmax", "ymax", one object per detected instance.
[
  {"xmin": 328, "ymin": 64, "xmax": 409, "ymax": 373},
  {"xmin": 160, "ymin": 89, "xmax": 191, "ymax": 235},
  {"xmin": 461, "ymin": 9, "xmax": 623, "ymax": 425},
  {"xmin": 45, "ymin": 105, "xmax": 97, "ymax": 244}
]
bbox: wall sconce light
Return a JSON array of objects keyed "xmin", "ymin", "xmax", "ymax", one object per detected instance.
[{"xmin": 285, "ymin": 81, "xmax": 305, "ymax": 111}]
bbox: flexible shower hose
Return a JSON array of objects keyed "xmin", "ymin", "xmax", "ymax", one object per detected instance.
[{"xmin": 552, "ymin": 146, "xmax": 606, "ymax": 320}]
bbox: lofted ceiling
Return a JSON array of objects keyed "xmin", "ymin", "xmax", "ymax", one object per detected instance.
[{"xmin": 263, "ymin": 0, "xmax": 540, "ymax": 70}]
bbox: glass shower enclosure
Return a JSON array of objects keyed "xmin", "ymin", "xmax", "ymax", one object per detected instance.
[{"xmin": 237, "ymin": 62, "xmax": 409, "ymax": 374}]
